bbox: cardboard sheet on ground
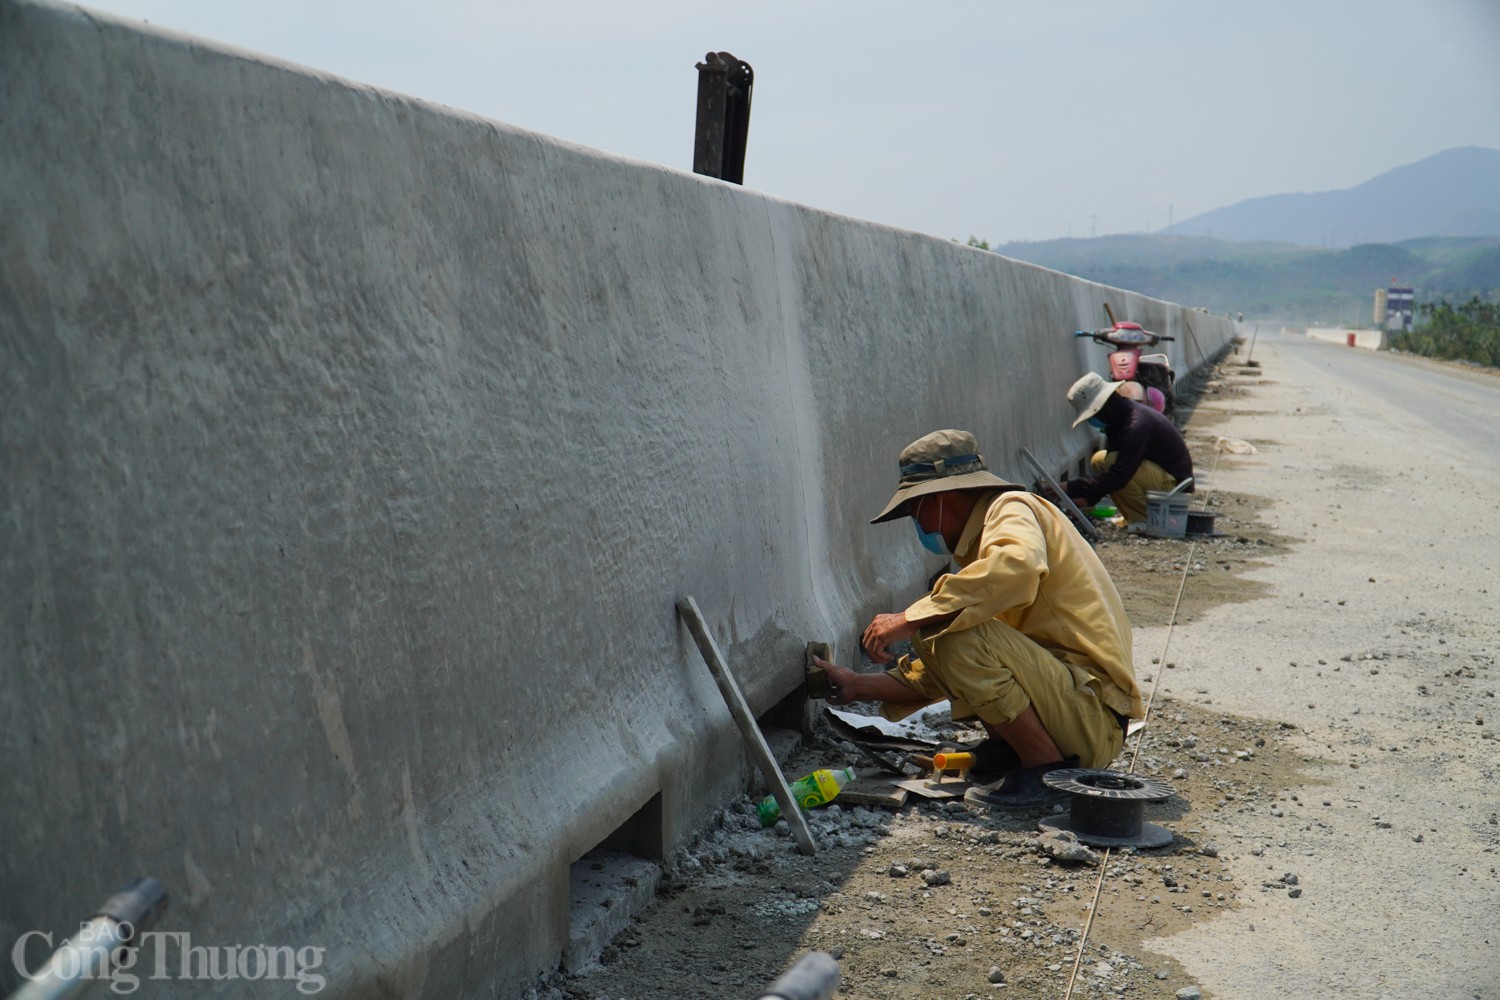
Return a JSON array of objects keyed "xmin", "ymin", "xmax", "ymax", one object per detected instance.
[
  {"xmin": 827, "ymin": 699, "xmax": 1145, "ymax": 748},
  {"xmin": 823, "ymin": 707, "xmax": 945, "ymax": 753}
]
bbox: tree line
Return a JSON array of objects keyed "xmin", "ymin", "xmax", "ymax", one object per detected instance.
[{"xmin": 1390, "ymin": 297, "xmax": 1500, "ymax": 368}]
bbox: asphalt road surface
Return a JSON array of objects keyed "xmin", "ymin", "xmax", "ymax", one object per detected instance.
[
  {"xmin": 1286, "ymin": 334, "xmax": 1500, "ymax": 460},
  {"xmin": 1141, "ymin": 332, "xmax": 1499, "ymax": 999}
]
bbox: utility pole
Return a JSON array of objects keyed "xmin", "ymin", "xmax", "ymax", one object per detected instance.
[{"xmin": 1090, "ymin": 215, "xmax": 1097, "ymax": 239}]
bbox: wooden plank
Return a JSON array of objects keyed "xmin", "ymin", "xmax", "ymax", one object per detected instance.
[
  {"xmin": 837, "ymin": 778, "xmax": 910, "ymax": 810},
  {"xmin": 893, "ymin": 777, "xmax": 974, "ymax": 800},
  {"xmin": 677, "ymin": 597, "xmax": 817, "ymax": 855}
]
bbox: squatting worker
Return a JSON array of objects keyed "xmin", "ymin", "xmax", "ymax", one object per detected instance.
[
  {"xmin": 816, "ymin": 429, "xmax": 1143, "ymax": 809},
  {"xmin": 1062, "ymin": 371, "xmax": 1194, "ymax": 524}
]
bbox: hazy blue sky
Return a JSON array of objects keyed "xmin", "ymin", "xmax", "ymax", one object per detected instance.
[{"xmin": 79, "ymin": 0, "xmax": 1500, "ymax": 244}]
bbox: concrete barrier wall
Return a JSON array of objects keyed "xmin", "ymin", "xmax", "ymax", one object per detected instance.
[
  {"xmin": 0, "ymin": 1, "xmax": 1235, "ymax": 994},
  {"xmin": 1306, "ymin": 326, "xmax": 1387, "ymax": 349}
]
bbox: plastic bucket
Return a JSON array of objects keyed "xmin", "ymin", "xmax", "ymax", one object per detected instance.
[
  {"xmin": 1185, "ymin": 510, "xmax": 1218, "ymax": 536},
  {"xmin": 1145, "ymin": 491, "xmax": 1190, "ymax": 538}
]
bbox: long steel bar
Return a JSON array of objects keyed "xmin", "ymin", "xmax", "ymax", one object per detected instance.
[{"xmin": 677, "ymin": 596, "xmax": 817, "ymax": 855}]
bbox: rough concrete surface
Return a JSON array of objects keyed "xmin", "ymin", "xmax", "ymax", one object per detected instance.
[
  {"xmin": 0, "ymin": 1, "xmax": 1234, "ymax": 995},
  {"xmin": 530, "ymin": 340, "xmax": 1498, "ymax": 1000}
]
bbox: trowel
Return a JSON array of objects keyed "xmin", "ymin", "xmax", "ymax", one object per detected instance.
[{"xmin": 804, "ymin": 641, "xmax": 834, "ymax": 699}]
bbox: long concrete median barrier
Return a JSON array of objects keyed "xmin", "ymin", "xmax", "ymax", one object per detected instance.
[{"xmin": 0, "ymin": 1, "xmax": 1235, "ymax": 994}]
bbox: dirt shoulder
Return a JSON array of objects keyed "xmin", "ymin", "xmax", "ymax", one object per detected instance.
[{"xmin": 540, "ymin": 686, "xmax": 1312, "ymax": 1000}]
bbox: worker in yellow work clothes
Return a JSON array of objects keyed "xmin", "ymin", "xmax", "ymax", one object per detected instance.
[{"xmin": 818, "ymin": 429, "xmax": 1142, "ymax": 809}]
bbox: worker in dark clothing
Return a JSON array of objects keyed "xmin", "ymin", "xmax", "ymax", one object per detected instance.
[{"xmin": 1061, "ymin": 372, "xmax": 1194, "ymax": 524}]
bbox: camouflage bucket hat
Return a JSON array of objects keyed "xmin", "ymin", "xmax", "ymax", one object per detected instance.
[{"xmin": 870, "ymin": 429, "xmax": 1021, "ymax": 524}]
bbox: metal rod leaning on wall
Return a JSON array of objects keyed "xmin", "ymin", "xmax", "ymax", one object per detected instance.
[
  {"xmin": 9, "ymin": 878, "xmax": 168, "ymax": 1000},
  {"xmin": 1019, "ymin": 447, "xmax": 1099, "ymax": 544},
  {"xmin": 1183, "ymin": 318, "xmax": 1209, "ymax": 373},
  {"xmin": 756, "ymin": 951, "xmax": 841, "ymax": 1000},
  {"xmin": 677, "ymin": 597, "xmax": 817, "ymax": 855}
]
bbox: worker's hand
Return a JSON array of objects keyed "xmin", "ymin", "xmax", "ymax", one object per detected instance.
[
  {"xmin": 861, "ymin": 613, "xmax": 918, "ymax": 665},
  {"xmin": 815, "ymin": 657, "xmax": 862, "ymax": 706}
]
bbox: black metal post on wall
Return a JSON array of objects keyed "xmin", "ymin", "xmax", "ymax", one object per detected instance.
[{"xmin": 693, "ymin": 51, "xmax": 753, "ymax": 184}]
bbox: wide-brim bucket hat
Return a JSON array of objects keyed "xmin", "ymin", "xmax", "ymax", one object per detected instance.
[
  {"xmin": 870, "ymin": 429, "xmax": 1021, "ymax": 524},
  {"xmin": 1067, "ymin": 372, "xmax": 1123, "ymax": 427}
]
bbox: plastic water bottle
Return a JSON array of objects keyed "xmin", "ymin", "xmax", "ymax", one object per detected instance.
[{"xmin": 757, "ymin": 767, "xmax": 856, "ymax": 827}]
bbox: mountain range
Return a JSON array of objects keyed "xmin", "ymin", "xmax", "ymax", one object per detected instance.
[
  {"xmin": 990, "ymin": 147, "xmax": 1500, "ymax": 323},
  {"xmin": 1161, "ymin": 146, "xmax": 1500, "ymax": 247}
]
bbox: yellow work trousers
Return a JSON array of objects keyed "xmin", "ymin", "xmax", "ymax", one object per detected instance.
[
  {"xmin": 1091, "ymin": 450, "xmax": 1176, "ymax": 524},
  {"xmin": 902, "ymin": 619, "xmax": 1124, "ymax": 769}
]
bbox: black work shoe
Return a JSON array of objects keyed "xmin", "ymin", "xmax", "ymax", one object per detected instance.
[
  {"xmin": 963, "ymin": 756, "xmax": 1078, "ymax": 810},
  {"xmin": 934, "ymin": 738, "xmax": 1020, "ymax": 784}
]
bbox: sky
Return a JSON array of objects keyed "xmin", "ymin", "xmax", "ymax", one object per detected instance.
[{"xmin": 77, "ymin": 0, "xmax": 1500, "ymax": 245}]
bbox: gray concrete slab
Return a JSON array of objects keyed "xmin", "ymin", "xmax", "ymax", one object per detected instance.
[{"xmin": 564, "ymin": 851, "xmax": 662, "ymax": 974}]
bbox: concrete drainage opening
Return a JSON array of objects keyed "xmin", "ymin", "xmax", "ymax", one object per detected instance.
[{"xmin": 565, "ymin": 792, "xmax": 663, "ymax": 973}]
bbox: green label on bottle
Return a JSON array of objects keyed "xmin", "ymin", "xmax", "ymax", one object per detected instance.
[{"xmin": 758, "ymin": 769, "xmax": 845, "ymax": 826}]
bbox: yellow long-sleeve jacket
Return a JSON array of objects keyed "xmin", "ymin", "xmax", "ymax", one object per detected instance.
[{"xmin": 896, "ymin": 490, "xmax": 1143, "ymax": 720}]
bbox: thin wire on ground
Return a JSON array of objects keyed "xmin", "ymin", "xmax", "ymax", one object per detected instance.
[{"xmin": 1062, "ymin": 446, "xmax": 1224, "ymax": 999}]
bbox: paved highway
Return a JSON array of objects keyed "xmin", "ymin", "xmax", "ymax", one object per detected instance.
[
  {"xmin": 1141, "ymin": 331, "xmax": 1500, "ymax": 999},
  {"xmin": 1274, "ymin": 331, "xmax": 1500, "ymax": 464}
]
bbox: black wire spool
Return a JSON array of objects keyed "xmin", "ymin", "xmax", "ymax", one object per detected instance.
[{"xmin": 1038, "ymin": 769, "xmax": 1176, "ymax": 848}]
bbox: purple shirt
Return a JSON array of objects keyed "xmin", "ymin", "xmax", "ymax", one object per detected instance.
[{"xmin": 1065, "ymin": 398, "xmax": 1193, "ymax": 506}]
